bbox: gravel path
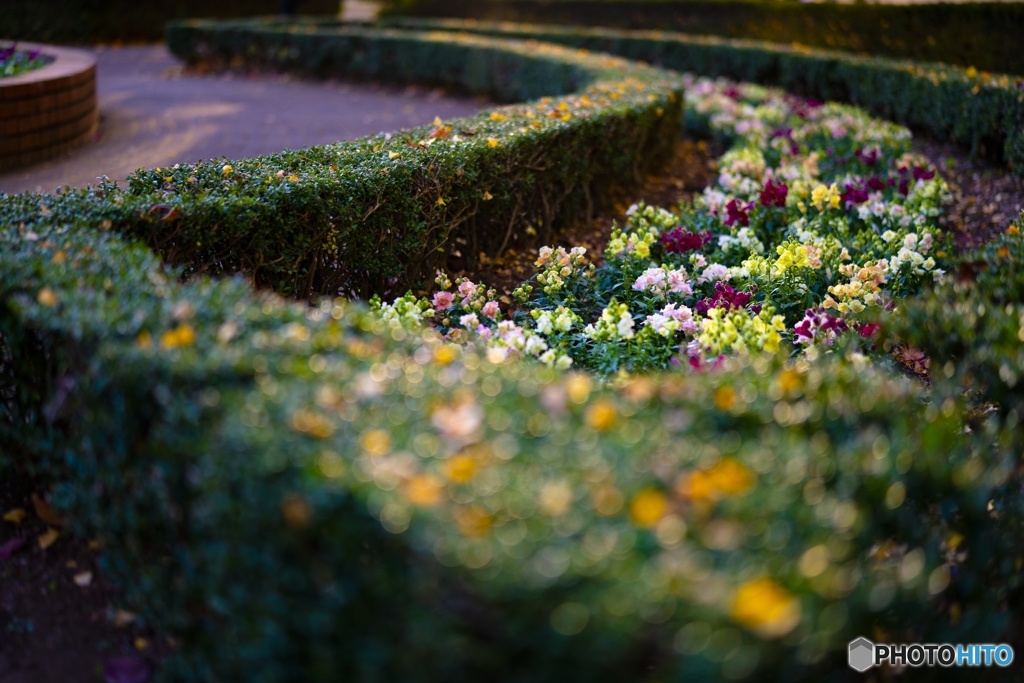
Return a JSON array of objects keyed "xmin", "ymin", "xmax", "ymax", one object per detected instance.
[{"xmin": 0, "ymin": 45, "xmax": 484, "ymax": 195}]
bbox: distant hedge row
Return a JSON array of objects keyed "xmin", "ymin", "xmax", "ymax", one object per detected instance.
[
  {"xmin": 384, "ymin": 18, "xmax": 1024, "ymax": 176},
  {"xmin": 4, "ymin": 188, "xmax": 1021, "ymax": 682},
  {"xmin": 0, "ymin": 21, "xmax": 682, "ymax": 299},
  {"xmin": 394, "ymin": 0, "xmax": 1024, "ymax": 76}
]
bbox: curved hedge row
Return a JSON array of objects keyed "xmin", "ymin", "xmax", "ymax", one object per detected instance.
[
  {"xmin": 0, "ymin": 21, "xmax": 683, "ymax": 299},
  {"xmin": 3, "ymin": 206, "xmax": 1019, "ymax": 682},
  {"xmin": 384, "ymin": 17, "xmax": 1024, "ymax": 176},
  {"xmin": 2, "ymin": 20, "xmax": 1023, "ymax": 683}
]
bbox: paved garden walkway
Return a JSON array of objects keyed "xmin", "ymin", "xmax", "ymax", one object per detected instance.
[{"xmin": 0, "ymin": 45, "xmax": 484, "ymax": 195}]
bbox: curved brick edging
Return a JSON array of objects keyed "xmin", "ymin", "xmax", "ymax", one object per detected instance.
[{"xmin": 0, "ymin": 43, "xmax": 97, "ymax": 172}]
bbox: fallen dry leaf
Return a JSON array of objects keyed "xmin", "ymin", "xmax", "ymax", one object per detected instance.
[
  {"xmin": 38, "ymin": 527, "xmax": 60, "ymax": 549},
  {"xmin": 113, "ymin": 609, "xmax": 136, "ymax": 628},
  {"xmin": 32, "ymin": 493, "xmax": 65, "ymax": 527},
  {"xmin": 2, "ymin": 508, "xmax": 27, "ymax": 524},
  {"xmin": 74, "ymin": 571, "xmax": 94, "ymax": 587}
]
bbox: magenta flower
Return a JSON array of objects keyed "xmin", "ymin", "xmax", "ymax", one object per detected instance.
[
  {"xmin": 661, "ymin": 227, "xmax": 712, "ymax": 254},
  {"xmin": 724, "ymin": 199, "xmax": 752, "ymax": 227},
  {"xmin": 759, "ymin": 179, "xmax": 788, "ymax": 208}
]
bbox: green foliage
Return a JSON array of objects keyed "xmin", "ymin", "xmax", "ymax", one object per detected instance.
[
  {"xmin": 0, "ymin": 21, "xmax": 681, "ymax": 300},
  {"xmin": 386, "ymin": 18, "xmax": 1024, "ymax": 177},
  {"xmin": 2, "ymin": 210, "xmax": 1021, "ymax": 682},
  {"xmin": 395, "ymin": 0, "xmax": 1024, "ymax": 76}
]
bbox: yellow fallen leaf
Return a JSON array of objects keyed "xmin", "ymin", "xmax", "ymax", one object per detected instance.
[
  {"xmin": 32, "ymin": 493, "xmax": 65, "ymax": 526},
  {"xmin": 2, "ymin": 508, "xmax": 26, "ymax": 524},
  {"xmin": 388, "ymin": 151, "xmax": 400, "ymax": 160},
  {"xmin": 482, "ymin": 191, "xmax": 493, "ymax": 201},
  {"xmin": 436, "ymin": 197, "xmax": 446, "ymax": 207},
  {"xmin": 38, "ymin": 527, "xmax": 60, "ymax": 549}
]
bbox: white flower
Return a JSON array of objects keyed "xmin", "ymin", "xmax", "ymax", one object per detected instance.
[{"xmin": 881, "ymin": 230, "xmax": 897, "ymax": 243}]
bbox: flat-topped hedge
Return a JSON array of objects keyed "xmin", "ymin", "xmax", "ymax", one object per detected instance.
[
  {"xmin": 384, "ymin": 17, "xmax": 1024, "ymax": 176},
  {"xmin": 0, "ymin": 20, "xmax": 683, "ymax": 299}
]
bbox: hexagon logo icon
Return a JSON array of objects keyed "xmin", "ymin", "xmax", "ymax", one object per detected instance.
[{"xmin": 848, "ymin": 637, "xmax": 875, "ymax": 672}]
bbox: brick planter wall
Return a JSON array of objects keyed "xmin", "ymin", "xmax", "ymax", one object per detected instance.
[{"xmin": 0, "ymin": 43, "xmax": 96, "ymax": 172}]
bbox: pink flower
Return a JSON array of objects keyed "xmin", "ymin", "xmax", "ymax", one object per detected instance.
[
  {"xmin": 432, "ymin": 291, "xmax": 454, "ymax": 311},
  {"xmin": 482, "ymin": 301, "xmax": 500, "ymax": 319},
  {"xmin": 666, "ymin": 270, "xmax": 692, "ymax": 296},
  {"xmin": 458, "ymin": 281, "xmax": 478, "ymax": 298}
]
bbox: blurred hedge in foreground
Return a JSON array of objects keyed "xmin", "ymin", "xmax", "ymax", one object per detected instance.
[
  {"xmin": 396, "ymin": 0, "xmax": 1024, "ymax": 76},
  {"xmin": 2, "ymin": 202, "xmax": 1022, "ymax": 682},
  {"xmin": 0, "ymin": 0, "xmax": 338, "ymax": 44},
  {"xmin": 385, "ymin": 18, "xmax": 1024, "ymax": 176},
  {"xmin": 0, "ymin": 21, "xmax": 681, "ymax": 299}
]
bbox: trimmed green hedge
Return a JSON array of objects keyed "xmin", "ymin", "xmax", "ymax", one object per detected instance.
[
  {"xmin": 3, "ymin": 209, "xmax": 1020, "ymax": 682},
  {"xmin": 395, "ymin": 0, "xmax": 1024, "ymax": 76},
  {"xmin": 0, "ymin": 21, "xmax": 682, "ymax": 299},
  {"xmin": 383, "ymin": 18, "xmax": 1024, "ymax": 176}
]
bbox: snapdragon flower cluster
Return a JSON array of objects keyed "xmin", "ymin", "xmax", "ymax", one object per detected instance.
[{"xmin": 376, "ymin": 75, "xmax": 951, "ymax": 374}]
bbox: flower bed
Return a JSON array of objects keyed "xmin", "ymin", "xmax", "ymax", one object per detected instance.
[
  {"xmin": 1, "ymin": 22, "xmax": 1022, "ymax": 683},
  {"xmin": 0, "ymin": 43, "xmax": 48, "ymax": 78},
  {"xmin": 384, "ymin": 76, "xmax": 951, "ymax": 374},
  {"xmin": 385, "ymin": 17, "xmax": 1024, "ymax": 177}
]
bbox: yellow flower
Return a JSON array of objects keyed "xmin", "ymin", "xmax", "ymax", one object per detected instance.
[
  {"xmin": 585, "ymin": 399, "xmax": 617, "ymax": 430},
  {"xmin": 221, "ymin": 164, "xmax": 233, "ymax": 175},
  {"xmin": 487, "ymin": 138, "xmax": 500, "ymax": 148},
  {"xmin": 629, "ymin": 488, "xmax": 667, "ymax": 527},
  {"xmin": 489, "ymin": 112, "xmax": 508, "ymax": 121},
  {"xmin": 291, "ymin": 409, "xmax": 335, "ymax": 439},
  {"xmin": 456, "ymin": 506, "xmax": 492, "ymax": 537},
  {"xmin": 714, "ymin": 386, "xmax": 736, "ymax": 411},
  {"xmin": 810, "ymin": 183, "xmax": 840, "ymax": 212},
  {"xmin": 443, "ymin": 454, "xmax": 478, "ymax": 484},
  {"xmin": 360, "ymin": 428, "xmax": 391, "ymax": 455},
  {"xmin": 436, "ymin": 197, "xmax": 446, "ymax": 207},
  {"xmin": 136, "ymin": 331, "xmax": 153, "ymax": 349},
  {"xmin": 404, "ymin": 475, "xmax": 443, "ymax": 507},
  {"xmin": 160, "ymin": 324, "xmax": 195, "ymax": 349},
  {"xmin": 729, "ymin": 577, "xmax": 801, "ymax": 638},
  {"xmin": 482, "ymin": 191, "xmax": 493, "ymax": 201},
  {"xmin": 433, "ymin": 344, "xmax": 459, "ymax": 365}
]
